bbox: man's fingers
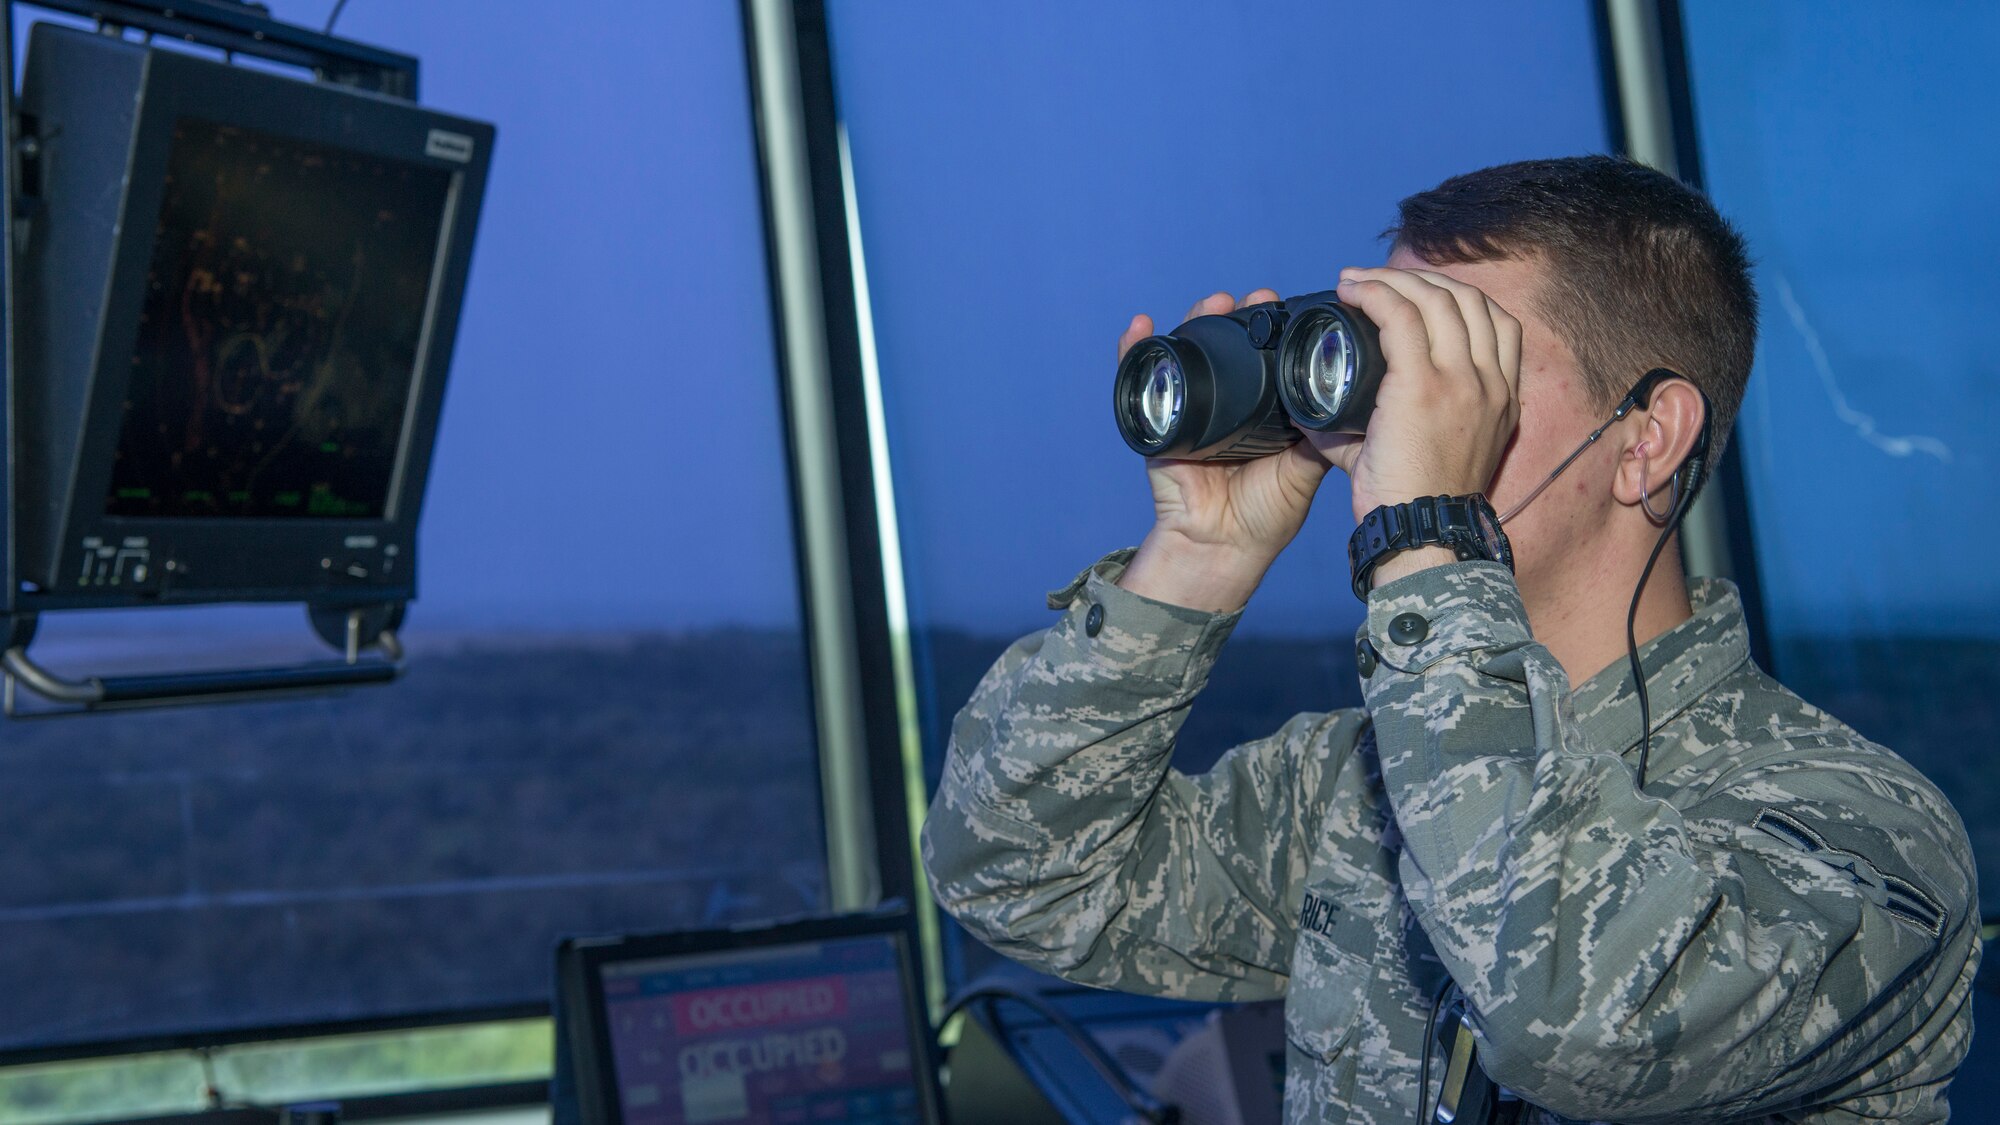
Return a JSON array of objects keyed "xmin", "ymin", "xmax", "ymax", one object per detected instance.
[
  {"xmin": 1117, "ymin": 313, "xmax": 1154, "ymax": 362},
  {"xmin": 1405, "ymin": 268, "xmax": 1504, "ymax": 390},
  {"xmin": 1184, "ymin": 291, "xmax": 1236, "ymax": 322},
  {"xmin": 1126, "ymin": 288, "xmax": 1270, "ymax": 363},
  {"xmin": 1343, "ymin": 267, "xmax": 1474, "ymax": 381},
  {"xmin": 1333, "ymin": 274, "xmax": 1429, "ymax": 384}
]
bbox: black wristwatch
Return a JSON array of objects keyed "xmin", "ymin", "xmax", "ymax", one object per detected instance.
[{"xmin": 1347, "ymin": 493, "xmax": 1514, "ymax": 600}]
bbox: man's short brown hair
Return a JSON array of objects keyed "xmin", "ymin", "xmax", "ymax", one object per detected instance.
[{"xmin": 1388, "ymin": 155, "xmax": 1757, "ymax": 458}]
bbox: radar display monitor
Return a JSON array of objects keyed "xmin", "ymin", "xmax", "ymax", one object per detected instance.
[
  {"xmin": 109, "ymin": 118, "xmax": 454, "ymax": 522},
  {"xmin": 15, "ymin": 22, "xmax": 492, "ymax": 607}
]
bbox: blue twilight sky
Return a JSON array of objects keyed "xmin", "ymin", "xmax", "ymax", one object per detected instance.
[{"xmin": 1683, "ymin": 0, "xmax": 2000, "ymax": 639}]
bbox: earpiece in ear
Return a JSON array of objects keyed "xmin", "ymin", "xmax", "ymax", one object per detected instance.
[{"xmin": 1625, "ymin": 367, "xmax": 1716, "ymax": 512}]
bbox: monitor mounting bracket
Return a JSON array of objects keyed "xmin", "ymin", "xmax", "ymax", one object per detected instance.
[{"xmin": 0, "ymin": 602, "xmax": 404, "ymax": 716}]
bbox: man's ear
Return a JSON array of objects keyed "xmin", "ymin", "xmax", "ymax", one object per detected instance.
[{"xmin": 1612, "ymin": 378, "xmax": 1705, "ymax": 510}]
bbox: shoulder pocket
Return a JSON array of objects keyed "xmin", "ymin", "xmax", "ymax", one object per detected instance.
[{"xmin": 1752, "ymin": 807, "xmax": 1947, "ymax": 939}]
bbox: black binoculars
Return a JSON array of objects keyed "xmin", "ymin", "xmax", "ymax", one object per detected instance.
[{"xmin": 1113, "ymin": 291, "xmax": 1385, "ymax": 460}]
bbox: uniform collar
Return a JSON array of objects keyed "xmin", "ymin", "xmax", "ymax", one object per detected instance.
[{"xmin": 1570, "ymin": 578, "xmax": 1753, "ymax": 759}]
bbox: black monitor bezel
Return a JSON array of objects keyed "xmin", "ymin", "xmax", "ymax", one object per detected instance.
[
  {"xmin": 29, "ymin": 25, "xmax": 492, "ymax": 607},
  {"xmin": 557, "ymin": 911, "xmax": 944, "ymax": 1125}
]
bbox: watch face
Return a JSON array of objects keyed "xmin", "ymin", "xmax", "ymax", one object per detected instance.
[
  {"xmin": 1470, "ymin": 496, "xmax": 1515, "ymax": 569},
  {"xmin": 1473, "ymin": 504, "xmax": 1501, "ymax": 560}
]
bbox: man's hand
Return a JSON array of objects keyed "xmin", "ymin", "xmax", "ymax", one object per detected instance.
[
  {"xmin": 1303, "ymin": 268, "xmax": 1522, "ymax": 590},
  {"xmin": 1116, "ymin": 290, "xmax": 1334, "ymax": 614},
  {"xmin": 1305, "ymin": 267, "xmax": 1523, "ymax": 521}
]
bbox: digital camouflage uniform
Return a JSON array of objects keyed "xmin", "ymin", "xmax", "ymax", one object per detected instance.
[{"xmin": 924, "ymin": 550, "xmax": 1978, "ymax": 1124}]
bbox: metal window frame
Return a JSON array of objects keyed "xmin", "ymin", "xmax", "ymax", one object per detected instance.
[
  {"xmin": 7, "ymin": 1078, "xmax": 548, "ymax": 1125},
  {"xmin": 0, "ymin": 1002, "xmax": 548, "ymax": 1071},
  {"xmin": 739, "ymin": 0, "xmax": 936, "ymax": 998},
  {"xmin": 1596, "ymin": 0, "xmax": 1776, "ymax": 673},
  {"xmin": 0, "ymin": 1015, "xmax": 554, "ymax": 1125}
]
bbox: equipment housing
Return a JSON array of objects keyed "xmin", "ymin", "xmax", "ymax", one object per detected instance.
[{"xmin": 14, "ymin": 23, "xmax": 492, "ymax": 610}]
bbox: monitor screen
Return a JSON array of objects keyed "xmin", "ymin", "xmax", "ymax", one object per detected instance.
[
  {"xmin": 599, "ymin": 934, "xmax": 926, "ymax": 1125},
  {"xmin": 105, "ymin": 117, "xmax": 453, "ymax": 520}
]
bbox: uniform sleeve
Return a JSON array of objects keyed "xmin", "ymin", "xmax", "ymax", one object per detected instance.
[
  {"xmin": 922, "ymin": 551, "xmax": 1362, "ymax": 1002},
  {"xmin": 1361, "ymin": 561, "xmax": 1976, "ymax": 1124}
]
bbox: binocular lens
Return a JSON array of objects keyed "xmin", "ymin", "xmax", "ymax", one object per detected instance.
[
  {"xmin": 1306, "ymin": 319, "xmax": 1356, "ymax": 418},
  {"xmin": 1112, "ymin": 291, "xmax": 1382, "ymax": 460},
  {"xmin": 1138, "ymin": 352, "xmax": 1184, "ymax": 440},
  {"xmin": 1276, "ymin": 299, "xmax": 1383, "ymax": 433}
]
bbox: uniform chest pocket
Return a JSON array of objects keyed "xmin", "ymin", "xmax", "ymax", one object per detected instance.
[{"xmin": 1285, "ymin": 890, "xmax": 1375, "ymax": 1062}]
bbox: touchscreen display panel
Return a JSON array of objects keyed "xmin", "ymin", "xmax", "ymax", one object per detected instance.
[
  {"xmin": 106, "ymin": 117, "xmax": 452, "ymax": 519},
  {"xmin": 600, "ymin": 934, "xmax": 925, "ymax": 1125}
]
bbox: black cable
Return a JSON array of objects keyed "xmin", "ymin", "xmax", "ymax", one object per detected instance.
[
  {"xmin": 323, "ymin": 0, "xmax": 349, "ymax": 34},
  {"xmin": 1409, "ymin": 372, "xmax": 1710, "ymax": 1123},
  {"xmin": 1414, "ymin": 977, "xmax": 1455, "ymax": 1123},
  {"xmin": 1628, "ymin": 510, "xmax": 1679, "ymax": 790},
  {"xmin": 940, "ymin": 984, "xmax": 1179, "ymax": 1124},
  {"xmin": 1623, "ymin": 371, "xmax": 1712, "ymax": 791},
  {"xmin": 1629, "ymin": 442, "xmax": 1708, "ymax": 790}
]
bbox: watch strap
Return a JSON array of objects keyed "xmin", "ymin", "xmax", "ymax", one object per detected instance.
[{"xmin": 1348, "ymin": 494, "xmax": 1506, "ymax": 600}]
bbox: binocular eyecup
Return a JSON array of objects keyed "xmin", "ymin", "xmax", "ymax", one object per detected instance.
[{"xmin": 1113, "ymin": 291, "xmax": 1385, "ymax": 461}]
